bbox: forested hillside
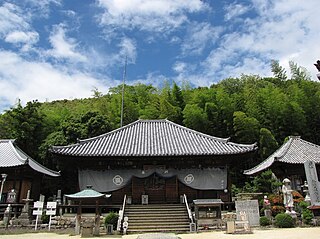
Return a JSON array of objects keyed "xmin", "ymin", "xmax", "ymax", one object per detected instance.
[{"xmin": 1, "ymin": 61, "xmax": 320, "ymax": 171}]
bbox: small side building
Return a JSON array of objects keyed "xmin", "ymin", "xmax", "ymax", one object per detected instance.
[
  {"xmin": 244, "ymin": 136, "xmax": 320, "ymax": 189},
  {"xmin": 0, "ymin": 139, "xmax": 60, "ymax": 204}
]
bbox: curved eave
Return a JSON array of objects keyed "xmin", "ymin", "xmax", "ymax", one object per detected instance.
[
  {"xmin": 3, "ymin": 140, "xmax": 60, "ymax": 177},
  {"xmin": 244, "ymin": 157, "xmax": 275, "ymax": 175},
  {"xmin": 65, "ymin": 194, "xmax": 107, "ymax": 199},
  {"xmin": 244, "ymin": 136, "xmax": 320, "ymax": 175},
  {"xmin": 65, "ymin": 189, "xmax": 111, "ymax": 199},
  {"xmin": 27, "ymin": 158, "xmax": 60, "ymax": 177}
]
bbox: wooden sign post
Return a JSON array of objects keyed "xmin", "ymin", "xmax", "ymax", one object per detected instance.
[
  {"xmin": 33, "ymin": 201, "xmax": 44, "ymax": 230},
  {"xmin": 46, "ymin": 202, "xmax": 57, "ymax": 231}
]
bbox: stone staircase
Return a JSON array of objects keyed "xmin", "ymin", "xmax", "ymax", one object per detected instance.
[{"xmin": 124, "ymin": 204, "xmax": 190, "ymax": 233}]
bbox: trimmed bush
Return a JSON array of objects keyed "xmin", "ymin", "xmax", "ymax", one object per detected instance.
[
  {"xmin": 274, "ymin": 213, "xmax": 294, "ymax": 228},
  {"xmin": 302, "ymin": 208, "xmax": 313, "ymax": 225},
  {"xmin": 299, "ymin": 201, "xmax": 314, "ymax": 225},
  {"xmin": 271, "ymin": 205, "xmax": 285, "ymax": 216},
  {"xmin": 260, "ymin": 216, "xmax": 271, "ymax": 226},
  {"xmin": 104, "ymin": 212, "xmax": 119, "ymax": 230}
]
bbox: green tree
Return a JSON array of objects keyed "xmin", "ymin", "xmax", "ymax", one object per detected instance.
[
  {"xmin": 259, "ymin": 128, "xmax": 278, "ymax": 159},
  {"xmin": 271, "ymin": 60, "xmax": 287, "ymax": 81},
  {"xmin": 183, "ymin": 104, "xmax": 209, "ymax": 133},
  {"xmin": 289, "ymin": 61, "xmax": 311, "ymax": 81},
  {"xmin": 4, "ymin": 100, "xmax": 46, "ymax": 160},
  {"xmin": 171, "ymin": 82, "xmax": 185, "ymax": 124},
  {"xmin": 243, "ymin": 170, "xmax": 281, "ymax": 193},
  {"xmin": 233, "ymin": 111, "xmax": 260, "ymax": 144}
]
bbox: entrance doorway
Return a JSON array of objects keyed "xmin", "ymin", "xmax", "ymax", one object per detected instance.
[{"xmin": 132, "ymin": 174, "xmax": 178, "ymax": 204}]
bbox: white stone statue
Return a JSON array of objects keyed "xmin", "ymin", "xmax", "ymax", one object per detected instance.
[{"xmin": 282, "ymin": 178, "xmax": 294, "ymax": 213}]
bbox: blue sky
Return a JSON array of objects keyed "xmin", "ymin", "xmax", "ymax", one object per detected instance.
[{"xmin": 0, "ymin": 0, "xmax": 319, "ymax": 112}]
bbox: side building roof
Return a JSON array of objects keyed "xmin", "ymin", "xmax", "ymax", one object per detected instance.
[
  {"xmin": 244, "ymin": 136, "xmax": 320, "ymax": 175},
  {"xmin": 0, "ymin": 139, "xmax": 60, "ymax": 177},
  {"xmin": 51, "ymin": 119, "xmax": 256, "ymax": 157}
]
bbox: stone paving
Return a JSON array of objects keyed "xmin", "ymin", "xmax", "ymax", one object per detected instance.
[{"xmin": 136, "ymin": 233, "xmax": 180, "ymax": 239}]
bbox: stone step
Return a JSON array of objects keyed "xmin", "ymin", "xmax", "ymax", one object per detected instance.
[
  {"xmin": 126, "ymin": 217, "xmax": 189, "ymax": 221},
  {"xmin": 127, "ymin": 204, "xmax": 185, "ymax": 207},
  {"xmin": 125, "ymin": 204, "xmax": 190, "ymax": 233},
  {"xmin": 128, "ymin": 224, "xmax": 190, "ymax": 229},
  {"xmin": 126, "ymin": 207, "xmax": 185, "ymax": 210},
  {"xmin": 128, "ymin": 217, "xmax": 189, "ymax": 222},
  {"xmin": 126, "ymin": 212, "xmax": 187, "ymax": 216},
  {"xmin": 127, "ymin": 227, "xmax": 190, "ymax": 233},
  {"xmin": 129, "ymin": 218, "xmax": 189, "ymax": 225}
]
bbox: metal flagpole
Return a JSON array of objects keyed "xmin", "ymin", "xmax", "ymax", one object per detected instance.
[{"xmin": 120, "ymin": 56, "xmax": 127, "ymax": 127}]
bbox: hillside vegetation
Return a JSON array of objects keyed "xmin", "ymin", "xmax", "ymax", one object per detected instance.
[{"xmin": 1, "ymin": 61, "xmax": 319, "ymax": 172}]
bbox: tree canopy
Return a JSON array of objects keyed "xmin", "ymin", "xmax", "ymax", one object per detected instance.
[{"xmin": 1, "ymin": 62, "xmax": 319, "ymax": 174}]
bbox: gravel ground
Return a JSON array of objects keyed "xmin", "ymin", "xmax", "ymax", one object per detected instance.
[{"xmin": 0, "ymin": 227, "xmax": 320, "ymax": 239}]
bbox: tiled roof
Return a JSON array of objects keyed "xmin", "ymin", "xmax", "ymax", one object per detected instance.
[
  {"xmin": 0, "ymin": 139, "xmax": 60, "ymax": 177},
  {"xmin": 51, "ymin": 119, "xmax": 256, "ymax": 157},
  {"xmin": 65, "ymin": 186, "xmax": 110, "ymax": 199},
  {"xmin": 244, "ymin": 136, "xmax": 320, "ymax": 175}
]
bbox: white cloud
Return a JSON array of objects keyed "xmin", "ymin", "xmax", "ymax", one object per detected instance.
[
  {"xmin": 181, "ymin": 22, "xmax": 222, "ymax": 56},
  {"xmin": 224, "ymin": 2, "xmax": 250, "ymax": 21},
  {"xmin": 5, "ymin": 31, "xmax": 38, "ymax": 44},
  {"xmin": 0, "ymin": 50, "xmax": 110, "ymax": 111},
  {"xmin": 135, "ymin": 71, "xmax": 169, "ymax": 88},
  {"xmin": 24, "ymin": 0, "xmax": 62, "ymax": 17},
  {"xmin": 47, "ymin": 24, "xmax": 87, "ymax": 62},
  {"xmin": 0, "ymin": 3, "xmax": 30, "ymax": 37},
  {"xmin": 0, "ymin": 3, "xmax": 40, "ymax": 51},
  {"xmin": 196, "ymin": 0, "xmax": 320, "ymax": 83},
  {"xmin": 173, "ymin": 62, "xmax": 187, "ymax": 74},
  {"xmin": 118, "ymin": 37, "xmax": 137, "ymax": 64},
  {"xmin": 97, "ymin": 0, "xmax": 208, "ymax": 33}
]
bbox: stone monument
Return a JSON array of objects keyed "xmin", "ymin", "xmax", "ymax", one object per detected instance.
[
  {"xmin": 3, "ymin": 204, "xmax": 11, "ymax": 228},
  {"xmin": 14, "ymin": 189, "xmax": 33, "ymax": 226},
  {"xmin": 6, "ymin": 189, "xmax": 17, "ymax": 203},
  {"xmin": 304, "ymin": 161, "xmax": 320, "ymax": 206},
  {"xmin": 122, "ymin": 216, "xmax": 128, "ymax": 235},
  {"xmin": 235, "ymin": 200, "xmax": 260, "ymax": 226},
  {"xmin": 302, "ymin": 181, "xmax": 311, "ymax": 203}
]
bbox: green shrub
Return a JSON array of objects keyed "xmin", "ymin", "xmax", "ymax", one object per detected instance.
[
  {"xmin": 274, "ymin": 213, "xmax": 294, "ymax": 228},
  {"xmin": 41, "ymin": 213, "xmax": 50, "ymax": 223},
  {"xmin": 298, "ymin": 201, "xmax": 313, "ymax": 225},
  {"xmin": 299, "ymin": 201, "xmax": 309, "ymax": 210},
  {"xmin": 302, "ymin": 209, "xmax": 313, "ymax": 225},
  {"xmin": 260, "ymin": 216, "xmax": 271, "ymax": 226},
  {"xmin": 104, "ymin": 212, "xmax": 119, "ymax": 230}
]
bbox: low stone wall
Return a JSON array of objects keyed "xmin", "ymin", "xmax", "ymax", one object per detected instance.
[
  {"xmin": 6, "ymin": 215, "xmax": 106, "ymax": 233},
  {"xmin": 51, "ymin": 216, "xmax": 76, "ymax": 228},
  {"xmin": 51, "ymin": 215, "xmax": 106, "ymax": 233}
]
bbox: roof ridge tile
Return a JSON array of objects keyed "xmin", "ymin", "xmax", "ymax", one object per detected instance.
[{"xmin": 51, "ymin": 119, "xmax": 256, "ymax": 157}]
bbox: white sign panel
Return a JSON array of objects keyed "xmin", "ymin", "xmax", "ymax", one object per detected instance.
[
  {"xmin": 33, "ymin": 201, "xmax": 44, "ymax": 215},
  {"xmin": 46, "ymin": 202, "xmax": 57, "ymax": 215}
]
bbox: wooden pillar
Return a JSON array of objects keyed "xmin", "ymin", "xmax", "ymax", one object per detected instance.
[
  {"xmin": 176, "ymin": 176, "xmax": 179, "ymax": 202},
  {"xmin": 93, "ymin": 200, "xmax": 100, "ymax": 236},
  {"xmin": 75, "ymin": 201, "xmax": 82, "ymax": 235}
]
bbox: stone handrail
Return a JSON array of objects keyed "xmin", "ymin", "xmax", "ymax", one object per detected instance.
[
  {"xmin": 116, "ymin": 194, "xmax": 127, "ymax": 231},
  {"xmin": 183, "ymin": 194, "xmax": 193, "ymax": 223}
]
